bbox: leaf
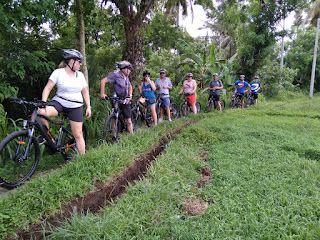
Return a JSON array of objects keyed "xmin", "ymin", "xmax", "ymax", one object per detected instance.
[{"xmin": 209, "ymin": 42, "xmax": 216, "ymax": 65}]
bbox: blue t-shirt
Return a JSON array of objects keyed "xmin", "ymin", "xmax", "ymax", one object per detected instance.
[
  {"xmin": 234, "ymin": 80, "xmax": 249, "ymax": 93},
  {"xmin": 142, "ymin": 82, "xmax": 156, "ymax": 99},
  {"xmin": 250, "ymin": 81, "xmax": 261, "ymax": 93}
]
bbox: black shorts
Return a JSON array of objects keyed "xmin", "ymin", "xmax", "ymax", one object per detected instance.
[
  {"xmin": 209, "ymin": 94, "xmax": 220, "ymax": 102},
  {"xmin": 253, "ymin": 93, "xmax": 258, "ymax": 100},
  {"xmin": 47, "ymin": 100, "xmax": 83, "ymax": 122},
  {"xmin": 119, "ymin": 103, "xmax": 132, "ymax": 119},
  {"xmin": 236, "ymin": 93, "xmax": 244, "ymax": 100}
]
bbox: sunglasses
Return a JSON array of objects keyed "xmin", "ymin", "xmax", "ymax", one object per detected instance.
[{"xmin": 75, "ymin": 59, "xmax": 82, "ymax": 63}]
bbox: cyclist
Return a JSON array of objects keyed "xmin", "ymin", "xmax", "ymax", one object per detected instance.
[
  {"xmin": 178, "ymin": 73, "xmax": 197, "ymax": 114},
  {"xmin": 208, "ymin": 73, "xmax": 223, "ymax": 111},
  {"xmin": 250, "ymin": 76, "xmax": 261, "ymax": 105},
  {"xmin": 138, "ymin": 70, "xmax": 157, "ymax": 126},
  {"xmin": 233, "ymin": 74, "xmax": 251, "ymax": 108},
  {"xmin": 37, "ymin": 49, "xmax": 91, "ymax": 155},
  {"xmin": 100, "ymin": 61, "xmax": 133, "ymax": 135},
  {"xmin": 155, "ymin": 68, "xmax": 173, "ymax": 122}
]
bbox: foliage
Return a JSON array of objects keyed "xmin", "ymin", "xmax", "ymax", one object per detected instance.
[
  {"xmin": 285, "ymin": 27, "xmax": 320, "ymax": 91},
  {"xmin": 256, "ymin": 58, "xmax": 297, "ymax": 98}
]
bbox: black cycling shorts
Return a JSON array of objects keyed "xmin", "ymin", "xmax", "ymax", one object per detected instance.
[
  {"xmin": 253, "ymin": 93, "xmax": 259, "ymax": 100},
  {"xmin": 119, "ymin": 103, "xmax": 132, "ymax": 119},
  {"xmin": 237, "ymin": 93, "xmax": 245, "ymax": 100},
  {"xmin": 209, "ymin": 94, "xmax": 220, "ymax": 102},
  {"xmin": 47, "ymin": 100, "xmax": 83, "ymax": 122}
]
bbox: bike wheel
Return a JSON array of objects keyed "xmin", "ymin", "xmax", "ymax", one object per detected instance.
[
  {"xmin": 103, "ymin": 114, "xmax": 120, "ymax": 143},
  {"xmin": 180, "ymin": 102, "xmax": 189, "ymax": 117},
  {"xmin": 205, "ymin": 101, "xmax": 213, "ymax": 113},
  {"xmin": 0, "ymin": 130, "xmax": 40, "ymax": 189},
  {"xmin": 196, "ymin": 101, "xmax": 202, "ymax": 113},
  {"xmin": 145, "ymin": 107, "xmax": 154, "ymax": 127},
  {"xmin": 131, "ymin": 109, "xmax": 138, "ymax": 132},
  {"xmin": 60, "ymin": 123, "xmax": 88, "ymax": 160},
  {"xmin": 220, "ymin": 100, "xmax": 226, "ymax": 111},
  {"xmin": 170, "ymin": 102, "xmax": 179, "ymax": 120},
  {"xmin": 229, "ymin": 99, "xmax": 235, "ymax": 109}
]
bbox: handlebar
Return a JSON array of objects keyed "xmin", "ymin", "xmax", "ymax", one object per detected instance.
[{"xmin": 9, "ymin": 97, "xmax": 47, "ymax": 108}]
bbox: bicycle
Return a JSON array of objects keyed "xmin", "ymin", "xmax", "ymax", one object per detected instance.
[
  {"xmin": 179, "ymin": 93, "xmax": 202, "ymax": 117},
  {"xmin": 102, "ymin": 95, "xmax": 137, "ymax": 143},
  {"xmin": 0, "ymin": 97, "xmax": 88, "ymax": 189},
  {"xmin": 156, "ymin": 93, "xmax": 179, "ymax": 121},
  {"xmin": 205, "ymin": 94, "xmax": 225, "ymax": 112},
  {"xmin": 229, "ymin": 92, "xmax": 242, "ymax": 109},
  {"xmin": 246, "ymin": 92, "xmax": 255, "ymax": 108},
  {"xmin": 131, "ymin": 96, "xmax": 155, "ymax": 128}
]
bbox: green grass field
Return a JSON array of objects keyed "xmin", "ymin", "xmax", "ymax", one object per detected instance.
[{"xmin": 1, "ymin": 94, "xmax": 320, "ymax": 239}]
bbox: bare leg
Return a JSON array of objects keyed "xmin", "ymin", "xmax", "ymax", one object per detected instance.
[
  {"xmin": 37, "ymin": 106, "xmax": 58, "ymax": 129},
  {"xmin": 126, "ymin": 118, "xmax": 133, "ymax": 133},
  {"xmin": 70, "ymin": 120, "xmax": 85, "ymax": 155},
  {"xmin": 216, "ymin": 101, "xmax": 222, "ymax": 111},
  {"xmin": 191, "ymin": 103, "xmax": 197, "ymax": 114},
  {"xmin": 150, "ymin": 106, "xmax": 157, "ymax": 125},
  {"xmin": 166, "ymin": 107, "xmax": 171, "ymax": 120}
]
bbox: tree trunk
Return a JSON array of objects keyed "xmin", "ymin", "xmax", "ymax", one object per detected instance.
[
  {"xmin": 123, "ymin": 21, "xmax": 144, "ymax": 85},
  {"xmin": 75, "ymin": 0, "xmax": 89, "ymax": 83}
]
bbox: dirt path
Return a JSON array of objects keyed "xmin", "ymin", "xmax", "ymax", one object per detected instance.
[{"xmin": 15, "ymin": 120, "xmax": 199, "ymax": 240}]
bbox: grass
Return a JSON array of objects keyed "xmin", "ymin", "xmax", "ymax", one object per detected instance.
[{"xmin": 1, "ymin": 94, "xmax": 320, "ymax": 239}]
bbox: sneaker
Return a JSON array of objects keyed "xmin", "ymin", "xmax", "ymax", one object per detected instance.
[
  {"xmin": 168, "ymin": 118, "xmax": 172, "ymax": 122},
  {"xmin": 158, "ymin": 118, "xmax": 163, "ymax": 123},
  {"xmin": 37, "ymin": 136, "xmax": 46, "ymax": 145},
  {"xmin": 112, "ymin": 137, "xmax": 118, "ymax": 143}
]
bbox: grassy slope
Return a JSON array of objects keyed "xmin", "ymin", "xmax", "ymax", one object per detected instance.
[{"xmin": 2, "ymin": 94, "xmax": 320, "ymax": 239}]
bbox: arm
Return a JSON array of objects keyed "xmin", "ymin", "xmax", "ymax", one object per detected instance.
[
  {"xmin": 245, "ymin": 84, "xmax": 251, "ymax": 92},
  {"xmin": 128, "ymin": 85, "xmax": 133, "ymax": 99},
  {"xmin": 138, "ymin": 82, "xmax": 143, "ymax": 95},
  {"xmin": 100, "ymin": 77, "xmax": 109, "ymax": 99},
  {"xmin": 178, "ymin": 86, "xmax": 184, "ymax": 95},
  {"xmin": 42, "ymin": 80, "xmax": 56, "ymax": 102},
  {"xmin": 150, "ymin": 81, "xmax": 156, "ymax": 91},
  {"xmin": 233, "ymin": 83, "xmax": 237, "ymax": 92},
  {"xmin": 191, "ymin": 80, "xmax": 197, "ymax": 94},
  {"xmin": 82, "ymin": 86, "xmax": 92, "ymax": 118}
]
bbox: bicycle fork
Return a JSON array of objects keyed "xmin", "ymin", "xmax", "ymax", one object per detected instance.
[{"xmin": 15, "ymin": 120, "xmax": 35, "ymax": 162}]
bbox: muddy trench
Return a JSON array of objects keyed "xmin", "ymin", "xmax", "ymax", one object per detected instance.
[{"xmin": 14, "ymin": 120, "xmax": 199, "ymax": 240}]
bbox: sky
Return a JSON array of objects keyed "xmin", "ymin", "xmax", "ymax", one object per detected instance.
[{"xmin": 179, "ymin": 5, "xmax": 295, "ymax": 39}]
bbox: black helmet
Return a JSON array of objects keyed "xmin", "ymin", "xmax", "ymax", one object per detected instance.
[
  {"xmin": 62, "ymin": 49, "xmax": 83, "ymax": 60},
  {"xmin": 186, "ymin": 73, "xmax": 193, "ymax": 77},
  {"xmin": 117, "ymin": 61, "xmax": 132, "ymax": 70},
  {"xmin": 160, "ymin": 68, "xmax": 166, "ymax": 74},
  {"xmin": 143, "ymin": 70, "xmax": 151, "ymax": 76}
]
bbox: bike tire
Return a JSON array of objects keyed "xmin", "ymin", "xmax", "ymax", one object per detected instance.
[
  {"xmin": 0, "ymin": 130, "xmax": 40, "ymax": 189},
  {"xmin": 180, "ymin": 102, "xmax": 189, "ymax": 117},
  {"xmin": 60, "ymin": 123, "xmax": 88, "ymax": 160},
  {"xmin": 220, "ymin": 100, "xmax": 226, "ymax": 111},
  {"xmin": 103, "ymin": 113, "xmax": 120, "ymax": 143},
  {"xmin": 131, "ymin": 110, "xmax": 138, "ymax": 132},
  {"xmin": 170, "ymin": 102, "xmax": 179, "ymax": 120},
  {"xmin": 229, "ymin": 100, "xmax": 235, "ymax": 109},
  {"xmin": 145, "ymin": 107, "xmax": 154, "ymax": 127},
  {"xmin": 205, "ymin": 101, "xmax": 213, "ymax": 113}
]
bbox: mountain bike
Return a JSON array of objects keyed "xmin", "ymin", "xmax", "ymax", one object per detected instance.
[
  {"xmin": 179, "ymin": 93, "xmax": 202, "ymax": 117},
  {"xmin": 246, "ymin": 92, "xmax": 255, "ymax": 108},
  {"xmin": 131, "ymin": 97, "xmax": 155, "ymax": 128},
  {"xmin": 205, "ymin": 94, "xmax": 225, "ymax": 112},
  {"xmin": 0, "ymin": 97, "xmax": 88, "ymax": 189},
  {"xmin": 229, "ymin": 92, "xmax": 242, "ymax": 109},
  {"xmin": 156, "ymin": 94, "xmax": 179, "ymax": 121},
  {"xmin": 102, "ymin": 95, "xmax": 137, "ymax": 143}
]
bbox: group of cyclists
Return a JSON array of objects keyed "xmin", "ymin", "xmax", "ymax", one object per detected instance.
[{"xmin": 36, "ymin": 49, "xmax": 262, "ymax": 156}]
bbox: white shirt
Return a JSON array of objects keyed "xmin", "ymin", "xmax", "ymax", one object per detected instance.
[{"xmin": 50, "ymin": 68, "xmax": 88, "ymax": 108}]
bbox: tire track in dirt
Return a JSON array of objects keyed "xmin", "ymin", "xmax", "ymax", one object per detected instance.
[{"xmin": 15, "ymin": 120, "xmax": 199, "ymax": 240}]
